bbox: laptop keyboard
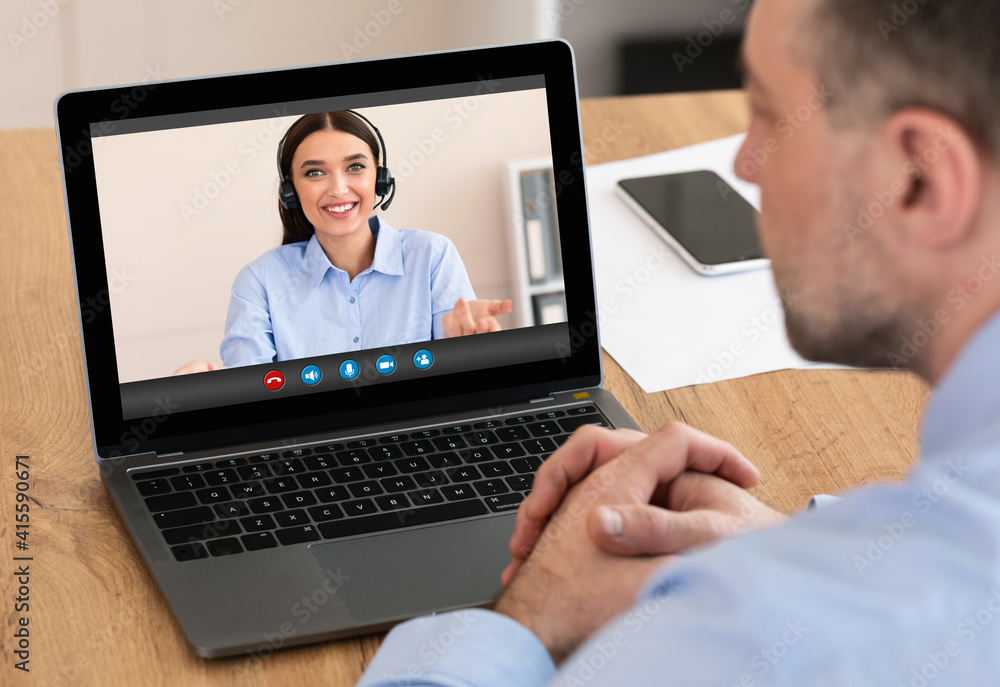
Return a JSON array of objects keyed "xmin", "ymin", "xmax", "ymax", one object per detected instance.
[{"xmin": 129, "ymin": 406, "xmax": 610, "ymax": 562}]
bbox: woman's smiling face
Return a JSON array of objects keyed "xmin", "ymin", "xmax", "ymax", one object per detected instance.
[{"xmin": 290, "ymin": 128, "xmax": 378, "ymax": 240}]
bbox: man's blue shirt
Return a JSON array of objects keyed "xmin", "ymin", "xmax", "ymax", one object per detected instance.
[
  {"xmin": 220, "ymin": 216, "xmax": 474, "ymax": 367},
  {"xmin": 357, "ymin": 310, "xmax": 1000, "ymax": 686}
]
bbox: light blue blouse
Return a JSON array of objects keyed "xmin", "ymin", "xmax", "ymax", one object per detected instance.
[{"xmin": 220, "ymin": 216, "xmax": 475, "ymax": 367}]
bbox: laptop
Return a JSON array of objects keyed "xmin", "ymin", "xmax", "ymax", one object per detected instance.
[{"xmin": 55, "ymin": 39, "xmax": 641, "ymax": 658}]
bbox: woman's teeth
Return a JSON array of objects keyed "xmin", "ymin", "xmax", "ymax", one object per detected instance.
[{"xmin": 327, "ymin": 203, "xmax": 355, "ymax": 213}]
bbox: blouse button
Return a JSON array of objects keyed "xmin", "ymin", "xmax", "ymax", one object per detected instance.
[
  {"xmin": 353, "ymin": 337, "xmax": 359, "ymax": 343},
  {"xmin": 350, "ymin": 297, "xmax": 356, "ymax": 304}
]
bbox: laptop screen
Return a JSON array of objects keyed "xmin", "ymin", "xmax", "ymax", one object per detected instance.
[{"xmin": 58, "ymin": 42, "xmax": 601, "ymax": 457}]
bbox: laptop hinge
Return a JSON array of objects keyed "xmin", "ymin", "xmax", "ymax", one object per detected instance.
[{"xmin": 529, "ymin": 396, "xmax": 556, "ymax": 404}]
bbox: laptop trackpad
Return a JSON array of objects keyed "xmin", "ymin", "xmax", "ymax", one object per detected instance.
[{"xmin": 307, "ymin": 514, "xmax": 515, "ymax": 623}]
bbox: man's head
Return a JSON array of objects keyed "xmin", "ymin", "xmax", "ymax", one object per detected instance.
[{"xmin": 736, "ymin": 0, "xmax": 1000, "ymax": 382}]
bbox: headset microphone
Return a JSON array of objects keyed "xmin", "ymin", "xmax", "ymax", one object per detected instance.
[{"xmin": 276, "ymin": 109, "xmax": 395, "ymax": 212}]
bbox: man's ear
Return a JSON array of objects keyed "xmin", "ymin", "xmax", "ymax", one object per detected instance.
[{"xmin": 882, "ymin": 109, "xmax": 982, "ymax": 250}]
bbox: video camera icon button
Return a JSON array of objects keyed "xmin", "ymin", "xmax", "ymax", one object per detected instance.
[
  {"xmin": 263, "ymin": 370, "xmax": 285, "ymax": 391},
  {"xmin": 339, "ymin": 360, "xmax": 360, "ymax": 380},
  {"xmin": 301, "ymin": 365, "xmax": 322, "ymax": 385},
  {"xmin": 376, "ymin": 354, "xmax": 396, "ymax": 375}
]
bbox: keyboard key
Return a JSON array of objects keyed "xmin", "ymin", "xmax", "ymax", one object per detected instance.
[
  {"xmin": 171, "ymin": 543, "xmax": 207, "ymax": 561},
  {"xmin": 524, "ymin": 438, "xmax": 557, "ymax": 455},
  {"xmin": 238, "ymin": 465, "xmax": 271, "ymax": 481},
  {"xmin": 144, "ymin": 492, "xmax": 195, "ymax": 512},
  {"xmin": 496, "ymin": 426, "xmax": 530, "ymax": 442},
  {"xmin": 480, "ymin": 461, "xmax": 513, "ymax": 477},
  {"xmin": 307, "ymin": 504, "xmax": 344, "ymax": 522},
  {"xmin": 136, "ymin": 478, "xmax": 172, "ymax": 496},
  {"xmin": 485, "ymin": 493, "xmax": 523, "ymax": 512},
  {"xmin": 304, "ymin": 454, "xmax": 336, "ymax": 471},
  {"xmin": 205, "ymin": 469, "xmax": 238, "ymax": 486},
  {"xmin": 474, "ymin": 479, "xmax": 510, "ymax": 496},
  {"xmin": 492, "ymin": 443, "xmax": 526, "ymax": 460},
  {"xmin": 276, "ymin": 525, "xmax": 320, "ymax": 545},
  {"xmin": 369, "ymin": 445, "xmax": 403, "ymax": 461},
  {"xmin": 264, "ymin": 477, "xmax": 298, "ymax": 493},
  {"xmin": 241, "ymin": 532, "xmax": 278, "ymax": 551},
  {"xmin": 183, "ymin": 462, "xmax": 214, "ymax": 473},
  {"xmin": 474, "ymin": 420, "xmax": 505, "ymax": 429},
  {"xmin": 153, "ymin": 506, "xmax": 214, "ymax": 529},
  {"xmin": 331, "ymin": 467, "xmax": 366, "ymax": 483},
  {"xmin": 409, "ymin": 488, "xmax": 444, "ymax": 506},
  {"xmin": 401, "ymin": 440, "xmax": 434, "ymax": 456},
  {"xmin": 215, "ymin": 457, "xmax": 247, "ymax": 468},
  {"xmin": 379, "ymin": 433, "xmax": 408, "ymax": 444},
  {"xmin": 170, "ymin": 474, "xmax": 205, "ymax": 491},
  {"xmin": 248, "ymin": 497, "xmax": 285, "ymax": 514},
  {"xmin": 347, "ymin": 438, "xmax": 378, "ymax": 448},
  {"xmin": 411, "ymin": 429, "xmax": 441, "ymax": 439},
  {"xmin": 232, "ymin": 481, "xmax": 266, "ymax": 498},
  {"xmin": 559, "ymin": 414, "xmax": 611, "ymax": 433},
  {"xmin": 336, "ymin": 449, "xmax": 371, "ymax": 466},
  {"xmin": 375, "ymin": 494, "xmax": 409, "ymax": 511},
  {"xmin": 464, "ymin": 431, "xmax": 499, "ymax": 446},
  {"xmin": 316, "ymin": 443, "xmax": 345, "ymax": 453},
  {"xmin": 567, "ymin": 405, "xmax": 597, "ymax": 414},
  {"xmin": 131, "ymin": 468, "xmax": 179, "ymax": 481},
  {"xmin": 162, "ymin": 519, "xmax": 241, "ymax": 545},
  {"xmin": 527, "ymin": 421, "xmax": 560, "ymax": 437},
  {"xmin": 207, "ymin": 537, "xmax": 243, "ymax": 556},
  {"xmin": 536, "ymin": 410, "xmax": 565, "ymax": 419},
  {"xmin": 506, "ymin": 475, "xmax": 534, "ymax": 491},
  {"xmin": 213, "ymin": 501, "xmax": 250, "ymax": 518},
  {"xmin": 240, "ymin": 514, "xmax": 276, "ymax": 532},
  {"xmin": 459, "ymin": 448, "xmax": 493, "ymax": 463},
  {"xmin": 554, "ymin": 435, "xmax": 570, "ymax": 447},
  {"xmin": 443, "ymin": 424, "xmax": 473, "ymax": 434},
  {"xmin": 297, "ymin": 472, "xmax": 333, "ymax": 489},
  {"xmin": 510, "ymin": 456, "xmax": 543, "ymax": 474},
  {"xmin": 349, "ymin": 481, "xmax": 384, "ymax": 498},
  {"xmin": 274, "ymin": 510, "xmax": 309, "ymax": 527},
  {"xmin": 271, "ymin": 459, "xmax": 305, "ymax": 476},
  {"xmin": 440, "ymin": 484, "xmax": 478, "ymax": 501},
  {"xmin": 505, "ymin": 415, "xmax": 534, "ymax": 424},
  {"xmin": 315, "ymin": 485, "xmax": 351, "ymax": 502},
  {"xmin": 446, "ymin": 466, "xmax": 482, "ymax": 483},
  {"xmin": 343, "ymin": 499, "xmax": 379, "ymax": 516},
  {"xmin": 249, "ymin": 452, "xmax": 281, "ymax": 463},
  {"xmin": 363, "ymin": 462, "xmax": 398, "ymax": 479},
  {"xmin": 427, "ymin": 452, "xmax": 461, "ymax": 469},
  {"xmin": 281, "ymin": 491, "xmax": 317, "ymax": 508},
  {"xmin": 282, "ymin": 448, "xmax": 312, "ymax": 458},
  {"xmin": 380, "ymin": 476, "xmax": 416, "ymax": 493},
  {"xmin": 318, "ymin": 500, "xmax": 488, "ymax": 540},
  {"xmin": 433, "ymin": 436, "xmax": 467, "ymax": 451},
  {"xmin": 413, "ymin": 470, "xmax": 448, "ymax": 487},
  {"xmin": 395, "ymin": 457, "xmax": 429, "ymax": 473}
]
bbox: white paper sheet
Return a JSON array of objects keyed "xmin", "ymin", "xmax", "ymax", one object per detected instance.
[{"xmin": 587, "ymin": 133, "xmax": 836, "ymax": 393}]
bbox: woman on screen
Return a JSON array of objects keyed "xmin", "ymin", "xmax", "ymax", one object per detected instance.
[{"xmin": 218, "ymin": 110, "xmax": 512, "ymax": 368}]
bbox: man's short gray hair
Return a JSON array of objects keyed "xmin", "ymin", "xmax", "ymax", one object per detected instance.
[{"xmin": 808, "ymin": 0, "xmax": 1000, "ymax": 156}]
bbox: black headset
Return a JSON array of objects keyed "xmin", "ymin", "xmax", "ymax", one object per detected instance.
[{"xmin": 276, "ymin": 109, "xmax": 396, "ymax": 212}]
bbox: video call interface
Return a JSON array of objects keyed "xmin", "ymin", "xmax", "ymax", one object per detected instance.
[{"xmin": 88, "ymin": 77, "xmax": 573, "ymax": 419}]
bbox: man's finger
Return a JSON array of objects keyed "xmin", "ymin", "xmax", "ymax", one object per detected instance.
[
  {"xmin": 587, "ymin": 503, "xmax": 740, "ymax": 556},
  {"xmin": 509, "ymin": 426, "xmax": 647, "ymax": 560},
  {"xmin": 470, "ymin": 299, "xmax": 514, "ymax": 318}
]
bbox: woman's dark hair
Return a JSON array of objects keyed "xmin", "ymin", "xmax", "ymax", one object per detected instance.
[{"xmin": 277, "ymin": 111, "xmax": 381, "ymax": 245}]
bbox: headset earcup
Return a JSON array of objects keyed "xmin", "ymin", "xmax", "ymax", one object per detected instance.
[
  {"xmin": 376, "ymin": 167, "xmax": 392, "ymax": 198},
  {"xmin": 279, "ymin": 179, "xmax": 299, "ymax": 209}
]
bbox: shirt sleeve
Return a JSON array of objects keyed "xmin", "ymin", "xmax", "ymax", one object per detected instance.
[
  {"xmin": 219, "ymin": 264, "xmax": 278, "ymax": 367},
  {"xmin": 356, "ymin": 609, "xmax": 555, "ymax": 687},
  {"xmin": 429, "ymin": 237, "xmax": 477, "ymax": 340}
]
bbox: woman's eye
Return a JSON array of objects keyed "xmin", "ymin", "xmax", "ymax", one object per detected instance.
[
  {"xmin": 304, "ymin": 168, "xmax": 324, "ymax": 177},
  {"xmin": 348, "ymin": 162, "xmax": 365, "ymax": 172}
]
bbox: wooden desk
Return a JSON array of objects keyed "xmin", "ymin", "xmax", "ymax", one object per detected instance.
[{"xmin": 0, "ymin": 91, "xmax": 928, "ymax": 685}]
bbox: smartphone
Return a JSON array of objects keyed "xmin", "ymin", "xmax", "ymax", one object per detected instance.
[{"xmin": 615, "ymin": 170, "xmax": 767, "ymax": 276}]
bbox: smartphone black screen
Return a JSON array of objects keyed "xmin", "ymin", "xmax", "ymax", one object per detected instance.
[{"xmin": 617, "ymin": 170, "xmax": 763, "ymax": 267}]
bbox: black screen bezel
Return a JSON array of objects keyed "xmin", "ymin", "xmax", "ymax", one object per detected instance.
[{"xmin": 56, "ymin": 40, "xmax": 602, "ymax": 458}]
